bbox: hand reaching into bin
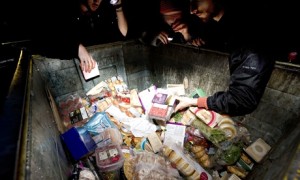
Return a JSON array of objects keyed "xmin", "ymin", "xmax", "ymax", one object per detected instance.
[
  {"xmin": 172, "ymin": 0, "xmax": 275, "ymax": 116},
  {"xmin": 174, "ymin": 96, "xmax": 207, "ymax": 112},
  {"xmin": 174, "ymin": 96, "xmax": 195, "ymax": 112},
  {"xmin": 78, "ymin": 44, "xmax": 96, "ymax": 73}
]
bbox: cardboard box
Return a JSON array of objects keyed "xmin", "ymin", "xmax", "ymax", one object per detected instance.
[{"xmin": 61, "ymin": 127, "xmax": 96, "ymax": 161}]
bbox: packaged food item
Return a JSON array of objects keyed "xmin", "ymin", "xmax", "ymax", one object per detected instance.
[
  {"xmin": 191, "ymin": 118, "xmax": 227, "ymax": 147},
  {"xmin": 61, "ymin": 127, "xmax": 96, "ymax": 161},
  {"xmin": 148, "ymin": 95, "xmax": 178, "ymax": 121},
  {"xmin": 79, "ymin": 169, "xmax": 96, "ymax": 180},
  {"xmin": 218, "ymin": 117, "xmax": 237, "ymax": 140},
  {"xmin": 84, "ymin": 112, "xmax": 117, "ymax": 136},
  {"xmin": 161, "ymin": 145, "xmax": 212, "ymax": 180},
  {"xmin": 86, "ymin": 82, "xmax": 111, "ymax": 102},
  {"xmin": 189, "ymin": 107, "xmax": 221, "ymax": 128},
  {"xmin": 214, "ymin": 142, "xmax": 242, "ymax": 165},
  {"xmin": 163, "ymin": 123, "xmax": 186, "ymax": 148},
  {"xmin": 190, "ymin": 145, "xmax": 213, "ymax": 168},
  {"xmin": 152, "ymin": 92, "xmax": 168, "ymax": 104},
  {"xmin": 167, "ymin": 84, "xmax": 185, "ymax": 96},
  {"xmin": 138, "ymin": 85, "xmax": 157, "ymax": 113},
  {"xmin": 147, "ymin": 132, "xmax": 163, "ymax": 153},
  {"xmin": 129, "ymin": 89, "xmax": 142, "ymax": 107},
  {"xmin": 92, "ymin": 128, "xmax": 123, "ymax": 147},
  {"xmin": 227, "ymin": 166, "xmax": 248, "ymax": 179},
  {"xmin": 244, "ymin": 138, "xmax": 271, "ymax": 163},
  {"xmin": 181, "ymin": 110, "xmax": 197, "ymax": 125},
  {"xmin": 236, "ymin": 153, "xmax": 254, "ymax": 171},
  {"xmin": 124, "ymin": 151, "xmax": 181, "ymax": 180},
  {"xmin": 69, "ymin": 107, "xmax": 89, "ymax": 124},
  {"xmin": 57, "ymin": 93, "xmax": 88, "ymax": 129},
  {"xmin": 219, "ymin": 124, "xmax": 237, "ymax": 140},
  {"xmin": 82, "ymin": 63, "xmax": 100, "ymax": 80},
  {"xmin": 95, "ymin": 143, "xmax": 125, "ymax": 172},
  {"xmin": 148, "ymin": 103, "xmax": 168, "ymax": 119}
]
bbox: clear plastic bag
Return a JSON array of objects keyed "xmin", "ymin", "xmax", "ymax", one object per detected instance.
[{"xmin": 126, "ymin": 152, "xmax": 182, "ymax": 180}]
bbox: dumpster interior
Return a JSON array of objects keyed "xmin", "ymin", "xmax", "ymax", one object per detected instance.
[{"xmin": 20, "ymin": 41, "xmax": 300, "ymax": 180}]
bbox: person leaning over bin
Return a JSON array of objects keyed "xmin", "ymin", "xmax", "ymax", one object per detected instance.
[
  {"xmin": 174, "ymin": 0, "xmax": 275, "ymax": 116},
  {"xmin": 140, "ymin": 0, "xmax": 197, "ymax": 46},
  {"xmin": 31, "ymin": 0, "xmax": 128, "ymax": 73},
  {"xmin": 154, "ymin": 0, "xmax": 191, "ymax": 45}
]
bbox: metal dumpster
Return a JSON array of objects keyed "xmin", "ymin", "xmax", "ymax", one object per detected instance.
[{"xmin": 17, "ymin": 41, "xmax": 300, "ymax": 180}]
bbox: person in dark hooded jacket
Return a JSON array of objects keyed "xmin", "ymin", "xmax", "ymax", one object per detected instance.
[{"xmin": 174, "ymin": 0, "xmax": 275, "ymax": 116}]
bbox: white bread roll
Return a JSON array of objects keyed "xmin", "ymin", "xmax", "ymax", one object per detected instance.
[
  {"xmin": 187, "ymin": 170, "xmax": 200, "ymax": 180},
  {"xmin": 218, "ymin": 118, "xmax": 234, "ymax": 126},
  {"xmin": 195, "ymin": 150, "xmax": 206, "ymax": 158},
  {"xmin": 181, "ymin": 163, "xmax": 195, "ymax": 176},
  {"xmin": 191, "ymin": 145, "xmax": 205, "ymax": 154},
  {"xmin": 162, "ymin": 146, "xmax": 173, "ymax": 157},
  {"xmin": 169, "ymin": 151, "xmax": 182, "ymax": 163},
  {"xmin": 176, "ymin": 158, "xmax": 188, "ymax": 171}
]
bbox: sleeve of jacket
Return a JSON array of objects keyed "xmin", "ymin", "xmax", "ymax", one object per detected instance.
[{"xmin": 206, "ymin": 48, "xmax": 274, "ymax": 116}]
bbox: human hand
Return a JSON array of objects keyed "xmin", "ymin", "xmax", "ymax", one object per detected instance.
[
  {"xmin": 156, "ymin": 31, "xmax": 170, "ymax": 45},
  {"xmin": 174, "ymin": 96, "xmax": 198, "ymax": 112},
  {"xmin": 171, "ymin": 19, "xmax": 191, "ymax": 41},
  {"xmin": 191, "ymin": 37, "xmax": 206, "ymax": 47},
  {"xmin": 78, "ymin": 44, "xmax": 96, "ymax": 73}
]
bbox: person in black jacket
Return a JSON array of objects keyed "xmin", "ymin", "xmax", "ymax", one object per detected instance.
[
  {"xmin": 32, "ymin": 0, "xmax": 128, "ymax": 73},
  {"xmin": 174, "ymin": 0, "xmax": 275, "ymax": 116}
]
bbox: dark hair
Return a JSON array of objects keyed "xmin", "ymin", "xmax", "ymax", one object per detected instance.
[{"xmin": 190, "ymin": 0, "xmax": 224, "ymax": 13}]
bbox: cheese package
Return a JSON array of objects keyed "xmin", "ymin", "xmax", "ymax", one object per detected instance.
[
  {"xmin": 244, "ymin": 138, "xmax": 271, "ymax": 163},
  {"xmin": 189, "ymin": 107, "xmax": 221, "ymax": 128}
]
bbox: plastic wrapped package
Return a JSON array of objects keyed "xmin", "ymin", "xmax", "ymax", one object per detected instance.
[
  {"xmin": 161, "ymin": 144, "xmax": 212, "ymax": 180},
  {"xmin": 123, "ymin": 151, "xmax": 181, "ymax": 180},
  {"xmin": 92, "ymin": 128, "xmax": 123, "ymax": 147},
  {"xmin": 57, "ymin": 93, "xmax": 90, "ymax": 129},
  {"xmin": 86, "ymin": 81, "xmax": 111, "ymax": 101},
  {"xmin": 213, "ymin": 141, "xmax": 242, "ymax": 166},
  {"xmin": 95, "ymin": 143, "xmax": 124, "ymax": 171},
  {"xmin": 84, "ymin": 112, "xmax": 117, "ymax": 135},
  {"xmin": 191, "ymin": 118, "xmax": 227, "ymax": 148}
]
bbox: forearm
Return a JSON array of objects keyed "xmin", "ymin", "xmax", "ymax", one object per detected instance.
[
  {"xmin": 197, "ymin": 97, "xmax": 208, "ymax": 109},
  {"xmin": 115, "ymin": 6, "xmax": 128, "ymax": 37}
]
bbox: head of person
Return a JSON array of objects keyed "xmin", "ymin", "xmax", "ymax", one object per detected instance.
[
  {"xmin": 190, "ymin": 0, "xmax": 224, "ymax": 22},
  {"xmin": 160, "ymin": 0, "xmax": 184, "ymax": 26},
  {"xmin": 80, "ymin": 0, "xmax": 102, "ymax": 13}
]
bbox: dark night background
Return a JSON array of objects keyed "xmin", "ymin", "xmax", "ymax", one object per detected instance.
[{"xmin": 0, "ymin": 0, "xmax": 299, "ymax": 60}]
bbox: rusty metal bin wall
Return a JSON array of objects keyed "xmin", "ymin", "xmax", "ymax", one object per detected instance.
[{"xmin": 26, "ymin": 41, "xmax": 300, "ymax": 180}]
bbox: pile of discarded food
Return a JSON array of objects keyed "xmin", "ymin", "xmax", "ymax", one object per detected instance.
[{"xmin": 57, "ymin": 76, "xmax": 271, "ymax": 180}]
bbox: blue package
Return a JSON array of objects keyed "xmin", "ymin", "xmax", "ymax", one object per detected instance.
[
  {"xmin": 84, "ymin": 112, "xmax": 117, "ymax": 135},
  {"xmin": 61, "ymin": 127, "xmax": 96, "ymax": 161}
]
